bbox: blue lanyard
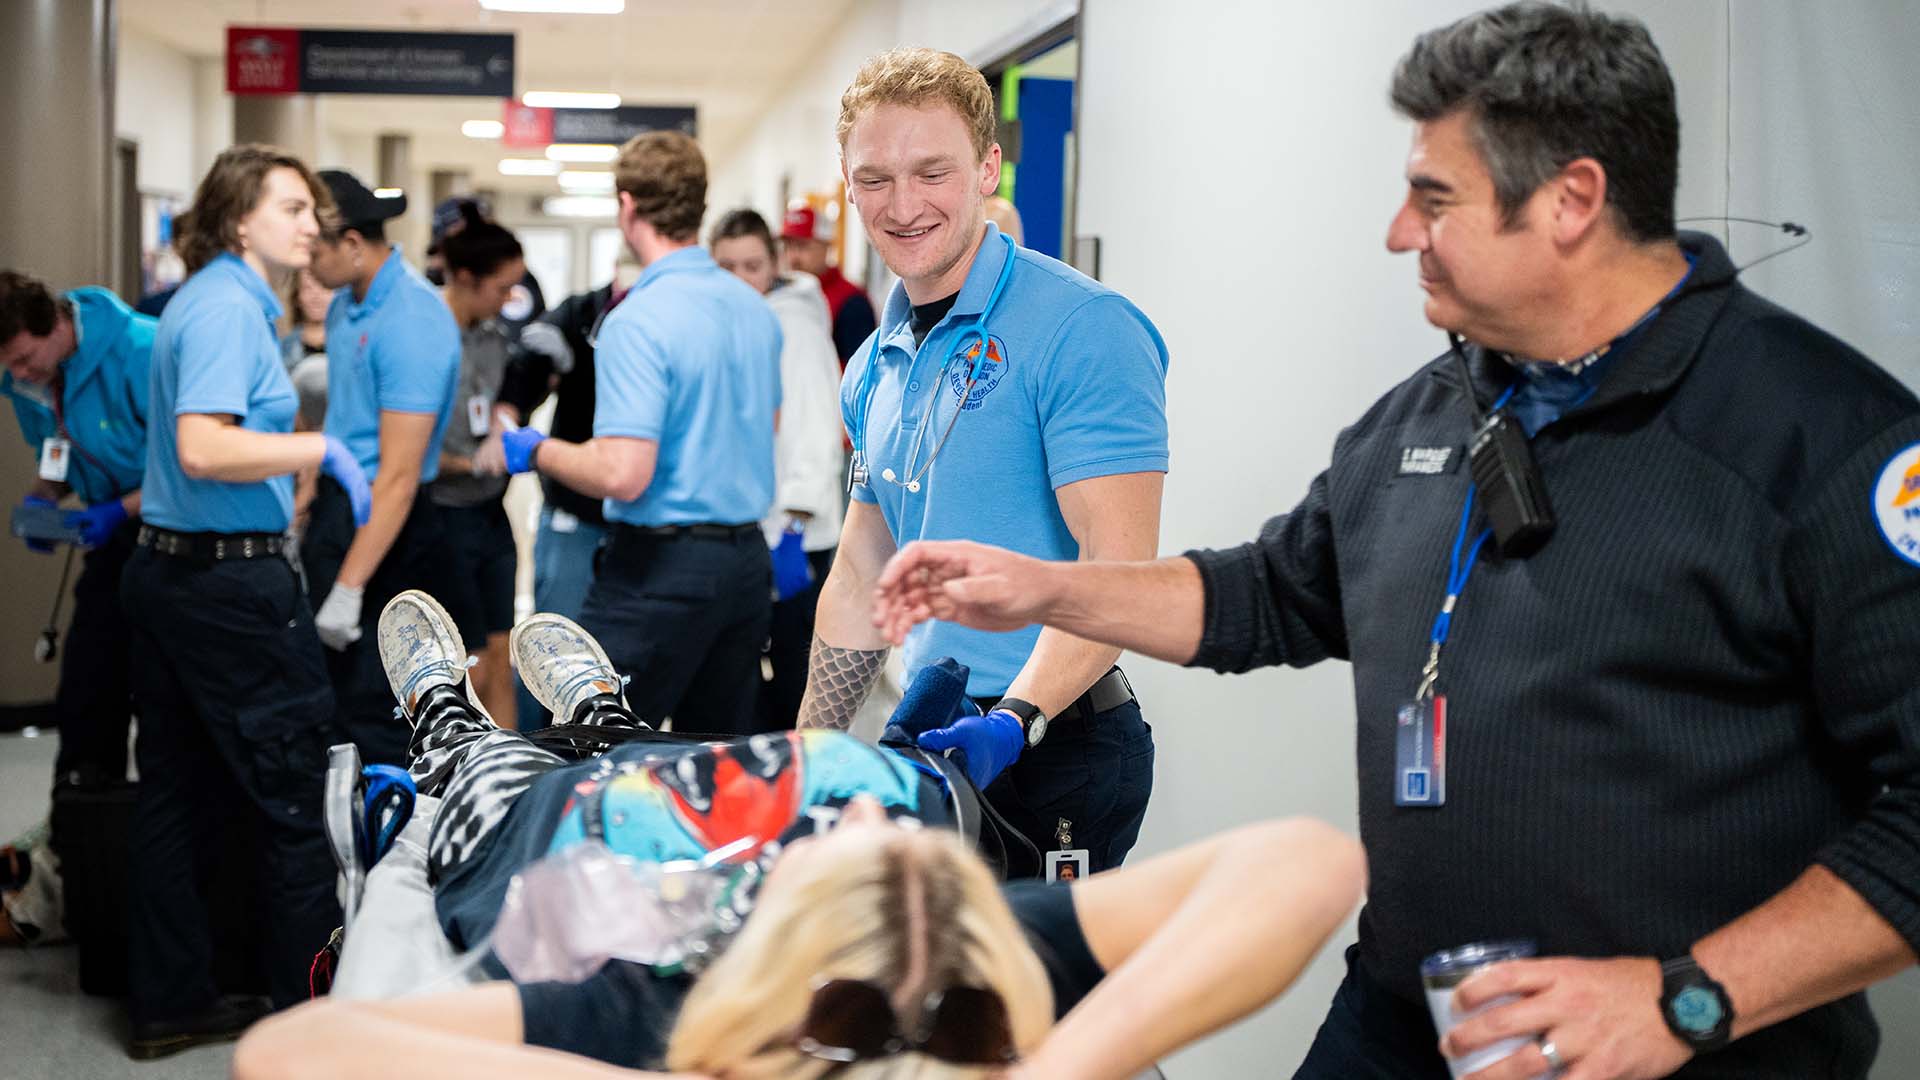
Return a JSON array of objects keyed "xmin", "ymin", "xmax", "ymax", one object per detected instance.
[{"xmin": 1416, "ymin": 383, "xmax": 1514, "ymax": 700}]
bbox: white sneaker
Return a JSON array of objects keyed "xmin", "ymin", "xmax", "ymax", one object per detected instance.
[
  {"xmin": 510, "ymin": 612, "xmax": 627, "ymax": 726},
  {"xmin": 378, "ymin": 590, "xmax": 490, "ymax": 725}
]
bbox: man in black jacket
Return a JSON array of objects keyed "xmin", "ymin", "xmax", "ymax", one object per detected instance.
[{"xmin": 865, "ymin": 6, "xmax": 1920, "ymax": 1079}]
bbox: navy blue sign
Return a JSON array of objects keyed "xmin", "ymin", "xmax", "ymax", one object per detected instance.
[
  {"xmin": 552, "ymin": 105, "xmax": 698, "ymax": 144},
  {"xmin": 228, "ymin": 27, "xmax": 513, "ymax": 97}
]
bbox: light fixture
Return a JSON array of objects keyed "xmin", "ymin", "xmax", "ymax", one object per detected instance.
[
  {"xmin": 544, "ymin": 143, "xmax": 619, "ymax": 163},
  {"xmin": 479, "ymin": 0, "xmax": 624, "ymax": 13},
  {"xmin": 462, "ymin": 119, "xmax": 505, "ymax": 139},
  {"xmin": 373, "ymin": 187, "xmax": 404, "ymax": 199},
  {"xmin": 522, "ymin": 91, "xmax": 620, "ymax": 110},
  {"xmin": 542, "ymin": 195, "xmax": 618, "ymax": 218},
  {"xmin": 557, "ymin": 170, "xmax": 614, "ymax": 193},
  {"xmin": 499, "ymin": 158, "xmax": 562, "ymax": 176}
]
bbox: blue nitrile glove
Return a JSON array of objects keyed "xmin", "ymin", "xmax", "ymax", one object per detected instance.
[
  {"xmin": 917, "ymin": 709, "xmax": 1025, "ymax": 790},
  {"xmin": 320, "ymin": 435, "xmax": 372, "ymax": 526},
  {"xmin": 883, "ymin": 656, "xmax": 974, "ymax": 745},
  {"xmin": 65, "ymin": 499, "xmax": 128, "ymax": 548},
  {"xmin": 771, "ymin": 527, "xmax": 811, "ymax": 601},
  {"xmin": 19, "ymin": 495, "xmax": 57, "ymax": 553},
  {"xmin": 502, "ymin": 426, "xmax": 547, "ymax": 476}
]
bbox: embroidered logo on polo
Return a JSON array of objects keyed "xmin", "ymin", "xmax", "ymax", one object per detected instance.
[
  {"xmin": 946, "ymin": 333, "xmax": 1009, "ymax": 411},
  {"xmin": 1398, "ymin": 445, "xmax": 1460, "ymax": 476},
  {"xmin": 1873, "ymin": 442, "xmax": 1920, "ymax": 567}
]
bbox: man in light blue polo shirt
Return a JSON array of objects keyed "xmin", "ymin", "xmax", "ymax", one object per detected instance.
[
  {"xmin": 504, "ymin": 131, "xmax": 781, "ymax": 734},
  {"xmin": 2, "ymin": 272, "xmax": 151, "ymax": 793},
  {"xmin": 797, "ymin": 48, "xmax": 1169, "ymax": 878},
  {"xmin": 302, "ymin": 169, "xmax": 461, "ymax": 765}
]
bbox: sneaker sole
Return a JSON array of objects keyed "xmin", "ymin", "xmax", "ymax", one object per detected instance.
[
  {"xmin": 380, "ymin": 589, "xmax": 494, "ymax": 725},
  {"xmin": 127, "ymin": 1028, "xmax": 247, "ymax": 1060},
  {"xmin": 509, "ymin": 612, "xmax": 618, "ymax": 725}
]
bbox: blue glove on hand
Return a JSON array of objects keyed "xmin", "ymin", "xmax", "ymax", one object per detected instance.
[
  {"xmin": 19, "ymin": 495, "xmax": 57, "ymax": 553},
  {"xmin": 320, "ymin": 435, "xmax": 372, "ymax": 526},
  {"xmin": 916, "ymin": 708, "xmax": 1025, "ymax": 790},
  {"xmin": 65, "ymin": 499, "xmax": 128, "ymax": 548},
  {"xmin": 771, "ymin": 527, "xmax": 811, "ymax": 602},
  {"xmin": 502, "ymin": 427, "xmax": 547, "ymax": 476}
]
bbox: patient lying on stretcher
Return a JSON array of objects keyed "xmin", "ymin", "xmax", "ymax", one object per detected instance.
[{"xmin": 234, "ymin": 589, "xmax": 1364, "ymax": 1079}]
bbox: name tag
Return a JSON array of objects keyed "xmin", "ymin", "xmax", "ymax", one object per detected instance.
[
  {"xmin": 39, "ymin": 437, "xmax": 70, "ymax": 482},
  {"xmin": 468, "ymin": 394, "xmax": 492, "ymax": 438},
  {"xmin": 1398, "ymin": 445, "xmax": 1459, "ymax": 476},
  {"xmin": 1394, "ymin": 696, "xmax": 1448, "ymax": 807}
]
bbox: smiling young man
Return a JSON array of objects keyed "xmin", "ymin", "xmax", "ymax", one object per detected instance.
[
  {"xmin": 797, "ymin": 47, "xmax": 1171, "ymax": 879},
  {"xmin": 865, "ymin": 6, "xmax": 1920, "ymax": 1079}
]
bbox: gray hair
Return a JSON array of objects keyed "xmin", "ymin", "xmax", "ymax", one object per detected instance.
[{"xmin": 1390, "ymin": 1, "xmax": 1679, "ymax": 242}]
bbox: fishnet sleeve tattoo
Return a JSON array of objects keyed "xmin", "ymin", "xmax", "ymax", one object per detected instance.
[{"xmin": 796, "ymin": 634, "xmax": 888, "ymax": 731}]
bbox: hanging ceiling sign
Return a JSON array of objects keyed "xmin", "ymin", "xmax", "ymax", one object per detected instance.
[
  {"xmin": 500, "ymin": 103, "xmax": 697, "ymax": 148},
  {"xmin": 227, "ymin": 27, "xmax": 515, "ymax": 97}
]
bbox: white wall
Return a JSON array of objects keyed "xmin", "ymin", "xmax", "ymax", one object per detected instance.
[{"xmin": 115, "ymin": 30, "xmax": 198, "ymax": 197}]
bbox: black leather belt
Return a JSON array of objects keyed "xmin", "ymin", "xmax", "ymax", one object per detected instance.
[
  {"xmin": 614, "ymin": 522, "xmax": 761, "ymax": 541},
  {"xmin": 138, "ymin": 525, "xmax": 288, "ymax": 561},
  {"xmin": 973, "ymin": 667, "xmax": 1137, "ymax": 737}
]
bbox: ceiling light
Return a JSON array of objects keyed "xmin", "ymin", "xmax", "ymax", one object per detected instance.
[
  {"xmin": 545, "ymin": 143, "xmax": 619, "ymax": 163},
  {"xmin": 522, "ymin": 91, "xmax": 620, "ymax": 110},
  {"xmin": 462, "ymin": 120, "xmax": 505, "ymax": 139},
  {"xmin": 499, "ymin": 158, "xmax": 562, "ymax": 176},
  {"xmin": 479, "ymin": 0, "xmax": 625, "ymax": 13},
  {"xmin": 373, "ymin": 187, "xmax": 404, "ymax": 199},
  {"xmin": 543, "ymin": 195, "xmax": 618, "ymax": 218},
  {"xmin": 558, "ymin": 170, "xmax": 615, "ymax": 193}
]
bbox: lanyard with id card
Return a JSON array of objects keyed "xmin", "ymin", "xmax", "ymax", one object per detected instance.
[{"xmin": 1396, "ymin": 385, "xmax": 1513, "ymax": 809}]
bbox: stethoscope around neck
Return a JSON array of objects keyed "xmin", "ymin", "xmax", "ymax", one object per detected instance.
[{"xmin": 847, "ymin": 230, "xmax": 1017, "ymax": 495}]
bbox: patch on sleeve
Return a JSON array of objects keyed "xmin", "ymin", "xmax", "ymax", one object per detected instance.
[{"xmin": 1872, "ymin": 442, "xmax": 1920, "ymax": 566}]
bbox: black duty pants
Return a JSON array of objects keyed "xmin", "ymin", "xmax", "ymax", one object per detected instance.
[
  {"xmin": 578, "ymin": 527, "xmax": 771, "ymax": 736},
  {"xmin": 980, "ymin": 699, "xmax": 1154, "ymax": 876},
  {"xmin": 758, "ymin": 547, "xmax": 834, "ymax": 733},
  {"xmin": 120, "ymin": 547, "xmax": 341, "ymax": 1019},
  {"xmin": 51, "ymin": 514, "xmax": 139, "ymax": 787},
  {"xmin": 301, "ymin": 476, "xmax": 445, "ymax": 766}
]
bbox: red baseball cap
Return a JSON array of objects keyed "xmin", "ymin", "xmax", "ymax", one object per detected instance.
[{"xmin": 781, "ymin": 205, "xmax": 828, "ymax": 242}]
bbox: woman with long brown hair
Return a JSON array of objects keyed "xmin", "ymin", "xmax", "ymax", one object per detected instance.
[{"xmin": 120, "ymin": 143, "xmax": 372, "ymax": 1059}]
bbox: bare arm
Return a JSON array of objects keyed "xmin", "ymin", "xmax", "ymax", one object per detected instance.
[
  {"xmin": 797, "ymin": 500, "xmax": 897, "ymax": 730},
  {"xmin": 1015, "ymin": 819, "xmax": 1366, "ymax": 1079},
  {"xmin": 231, "ymin": 983, "xmax": 698, "ymax": 1079},
  {"xmin": 175, "ymin": 413, "xmax": 326, "ymax": 483},
  {"xmin": 532, "ymin": 436, "xmax": 658, "ymax": 504},
  {"xmin": 999, "ymin": 472, "xmax": 1161, "ymax": 713},
  {"xmin": 873, "ymin": 542, "xmax": 1207, "ymax": 666},
  {"xmin": 334, "ymin": 411, "xmax": 434, "ymax": 589}
]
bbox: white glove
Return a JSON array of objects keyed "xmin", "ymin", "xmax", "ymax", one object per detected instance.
[
  {"xmin": 315, "ymin": 582, "xmax": 365, "ymax": 651},
  {"xmin": 519, "ymin": 320, "xmax": 574, "ymax": 374}
]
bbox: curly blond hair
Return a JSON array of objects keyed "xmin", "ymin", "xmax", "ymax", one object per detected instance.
[{"xmin": 837, "ymin": 48, "xmax": 996, "ymax": 162}]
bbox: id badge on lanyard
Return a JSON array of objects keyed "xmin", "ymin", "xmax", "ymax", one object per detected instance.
[{"xmin": 39, "ymin": 437, "xmax": 71, "ymax": 483}]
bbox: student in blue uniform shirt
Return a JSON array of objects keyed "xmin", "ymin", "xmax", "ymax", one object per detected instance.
[
  {"xmin": 301, "ymin": 169, "xmax": 461, "ymax": 765},
  {"xmin": 798, "ymin": 49, "xmax": 1169, "ymax": 879},
  {"xmin": 1, "ymin": 271, "xmax": 153, "ymax": 790},
  {"xmin": 119, "ymin": 144, "xmax": 372, "ymax": 1059},
  {"xmin": 503, "ymin": 130, "xmax": 782, "ymax": 735}
]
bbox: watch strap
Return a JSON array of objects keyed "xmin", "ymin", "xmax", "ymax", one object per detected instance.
[
  {"xmin": 1658, "ymin": 954, "xmax": 1733, "ymax": 1052},
  {"xmin": 994, "ymin": 697, "xmax": 1045, "ymax": 742}
]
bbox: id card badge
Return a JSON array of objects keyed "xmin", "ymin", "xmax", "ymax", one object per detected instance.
[
  {"xmin": 1393, "ymin": 695, "xmax": 1448, "ymax": 807},
  {"xmin": 467, "ymin": 394, "xmax": 492, "ymax": 438},
  {"xmin": 1045, "ymin": 849, "xmax": 1090, "ymax": 883},
  {"xmin": 39, "ymin": 437, "xmax": 70, "ymax": 482}
]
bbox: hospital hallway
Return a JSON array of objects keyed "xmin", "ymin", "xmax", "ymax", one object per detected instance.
[{"xmin": 0, "ymin": 731, "xmax": 232, "ymax": 1079}]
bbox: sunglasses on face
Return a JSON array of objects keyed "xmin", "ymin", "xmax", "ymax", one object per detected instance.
[{"xmin": 793, "ymin": 978, "xmax": 1017, "ymax": 1067}]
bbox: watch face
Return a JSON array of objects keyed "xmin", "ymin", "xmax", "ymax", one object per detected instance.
[
  {"xmin": 1027, "ymin": 714, "xmax": 1049, "ymax": 746},
  {"xmin": 1671, "ymin": 985, "xmax": 1725, "ymax": 1035}
]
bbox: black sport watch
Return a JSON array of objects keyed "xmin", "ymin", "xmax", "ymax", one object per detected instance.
[
  {"xmin": 994, "ymin": 697, "xmax": 1049, "ymax": 747},
  {"xmin": 1659, "ymin": 955, "xmax": 1733, "ymax": 1052}
]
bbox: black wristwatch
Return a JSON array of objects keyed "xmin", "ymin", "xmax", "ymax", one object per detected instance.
[
  {"xmin": 994, "ymin": 697, "xmax": 1049, "ymax": 747},
  {"xmin": 1658, "ymin": 955, "xmax": 1733, "ymax": 1052}
]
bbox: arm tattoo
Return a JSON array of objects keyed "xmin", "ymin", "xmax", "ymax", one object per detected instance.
[{"xmin": 797, "ymin": 634, "xmax": 888, "ymax": 731}]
